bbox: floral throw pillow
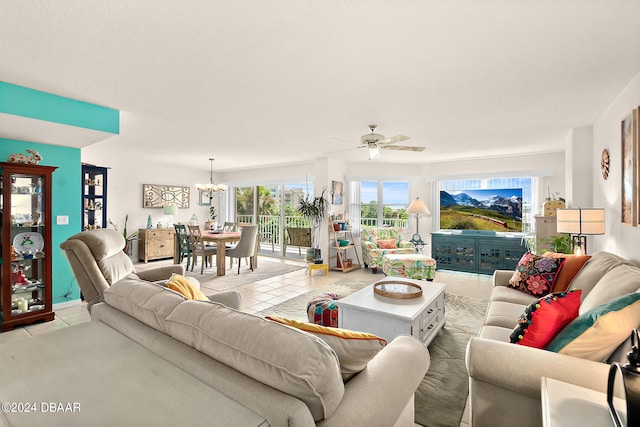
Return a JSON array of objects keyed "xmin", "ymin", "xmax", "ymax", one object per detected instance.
[{"xmin": 508, "ymin": 252, "xmax": 565, "ymax": 296}]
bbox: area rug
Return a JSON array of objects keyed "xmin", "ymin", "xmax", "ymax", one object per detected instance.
[
  {"xmin": 185, "ymin": 262, "xmax": 304, "ymax": 291},
  {"xmin": 258, "ymin": 279, "xmax": 488, "ymax": 427}
]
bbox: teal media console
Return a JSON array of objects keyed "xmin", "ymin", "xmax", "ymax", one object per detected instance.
[{"xmin": 431, "ymin": 231, "xmax": 526, "ymax": 274}]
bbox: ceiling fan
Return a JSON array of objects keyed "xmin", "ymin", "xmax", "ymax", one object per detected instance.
[{"xmin": 357, "ymin": 125, "xmax": 425, "ymax": 160}]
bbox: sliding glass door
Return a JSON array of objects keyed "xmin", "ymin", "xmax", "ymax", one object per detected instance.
[{"xmin": 233, "ymin": 182, "xmax": 312, "ymax": 259}]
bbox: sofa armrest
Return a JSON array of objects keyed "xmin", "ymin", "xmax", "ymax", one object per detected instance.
[
  {"xmin": 493, "ymin": 270, "xmax": 514, "ymax": 287},
  {"xmin": 135, "ymin": 265, "xmax": 185, "ymax": 282},
  {"xmin": 320, "ymin": 335, "xmax": 429, "ymax": 427},
  {"xmin": 207, "ymin": 290, "xmax": 242, "ymax": 310},
  {"xmin": 362, "ymin": 241, "xmax": 378, "ymax": 250},
  {"xmin": 466, "ymin": 337, "xmax": 611, "ymax": 399}
]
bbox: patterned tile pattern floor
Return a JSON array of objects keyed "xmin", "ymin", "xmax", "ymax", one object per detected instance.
[{"xmin": 0, "ymin": 256, "xmax": 493, "ymax": 426}]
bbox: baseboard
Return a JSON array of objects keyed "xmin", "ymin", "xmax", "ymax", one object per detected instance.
[{"xmin": 53, "ymin": 299, "xmax": 83, "ymax": 311}]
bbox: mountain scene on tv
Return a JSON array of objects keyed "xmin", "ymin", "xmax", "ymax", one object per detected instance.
[{"xmin": 440, "ymin": 189, "xmax": 523, "ymax": 232}]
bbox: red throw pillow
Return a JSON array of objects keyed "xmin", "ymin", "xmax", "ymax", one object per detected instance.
[
  {"xmin": 509, "ymin": 289, "xmax": 582, "ymax": 348},
  {"xmin": 508, "ymin": 252, "xmax": 565, "ymax": 296},
  {"xmin": 376, "ymin": 239, "xmax": 397, "ymax": 249}
]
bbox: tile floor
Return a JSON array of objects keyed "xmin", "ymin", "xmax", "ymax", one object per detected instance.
[{"xmin": 0, "ymin": 256, "xmax": 493, "ymax": 426}]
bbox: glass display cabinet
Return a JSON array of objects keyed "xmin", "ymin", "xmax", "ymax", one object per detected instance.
[
  {"xmin": 82, "ymin": 163, "xmax": 108, "ymax": 230},
  {"xmin": 0, "ymin": 162, "xmax": 57, "ymax": 331}
]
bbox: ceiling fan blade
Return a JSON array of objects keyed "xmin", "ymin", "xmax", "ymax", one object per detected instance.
[
  {"xmin": 380, "ymin": 135, "xmax": 410, "ymax": 145},
  {"xmin": 381, "ymin": 145, "xmax": 425, "ymax": 152}
]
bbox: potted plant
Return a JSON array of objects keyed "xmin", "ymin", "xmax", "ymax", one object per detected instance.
[
  {"xmin": 542, "ymin": 234, "xmax": 573, "ymax": 254},
  {"xmin": 205, "ymin": 206, "xmax": 217, "ymax": 230},
  {"xmin": 296, "ymin": 188, "xmax": 329, "ymax": 262},
  {"xmin": 108, "ymin": 214, "xmax": 139, "ymax": 255}
]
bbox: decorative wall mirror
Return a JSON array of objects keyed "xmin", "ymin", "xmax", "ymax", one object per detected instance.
[{"xmin": 142, "ymin": 184, "xmax": 190, "ymax": 208}]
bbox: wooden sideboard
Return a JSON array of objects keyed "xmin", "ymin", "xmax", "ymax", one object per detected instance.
[
  {"xmin": 431, "ymin": 231, "xmax": 526, "ymax": 274},
  {"xmin": 138, "ymin": 228, "xmax": 175, "ymax": 263}
]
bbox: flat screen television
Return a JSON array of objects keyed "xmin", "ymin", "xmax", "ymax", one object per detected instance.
[{"xmin": 440, "ymin": 189, "xmax": 523, "ymax": 232}]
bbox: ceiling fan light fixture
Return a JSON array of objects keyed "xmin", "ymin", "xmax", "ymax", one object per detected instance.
[{"xmin": 368, "ymin": 145, "xmax": 380, "ymax": 160}]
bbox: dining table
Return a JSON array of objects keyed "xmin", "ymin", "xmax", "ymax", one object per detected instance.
[{"xmin": 200, "ymin": 230, "xmax": 256, "ymax": 276}]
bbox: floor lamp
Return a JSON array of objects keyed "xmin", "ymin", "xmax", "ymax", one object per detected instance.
[
  {"xmin": 407, "ymin": 197, "xmax": 431, "ymax": 252},
  {"xmin": 556, "ymin": 208, "xmax": 605, "ymax": 255}
]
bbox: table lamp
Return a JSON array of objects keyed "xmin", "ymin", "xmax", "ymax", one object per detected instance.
[
  {"xmin": 556, "ymin": 208, "xmax": 605, "ymax": 255},
  {"xmin": 163, "ymin": 205, "xmax": 179, "ymax": 227},
  {"xmin": 407, "ymin": 197, "xmax": 431, "ymax": 251}
]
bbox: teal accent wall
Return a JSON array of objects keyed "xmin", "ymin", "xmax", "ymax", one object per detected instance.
[
  {"xmin": 1, "ymin": 140, "xmax": 82, "ymax": 304},
  {"xmin": 0, "ymin": 81, "xmax": 119, "ymax": 134}
]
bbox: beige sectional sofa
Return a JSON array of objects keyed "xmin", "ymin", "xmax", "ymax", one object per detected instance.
[
  {"xmin": 466, "ymin": 251, "xmax": 640, "ymax": 427},
  {"xmin": 0, "ymin": 276, "xmax": 429, "ymax": 427}
]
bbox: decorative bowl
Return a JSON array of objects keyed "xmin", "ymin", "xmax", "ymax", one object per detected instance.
[{"xmin": 338, "ymin": 239, "xmax": 349, "ymax": 247}]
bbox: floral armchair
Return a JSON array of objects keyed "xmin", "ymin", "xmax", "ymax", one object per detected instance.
[{"xmin": 361, "ymin": 227, "xmax": 416, "ymax": 273}]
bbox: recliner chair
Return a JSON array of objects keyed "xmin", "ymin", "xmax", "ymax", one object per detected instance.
[{"xmin": 60, "ymin": 229, "xmax": 241, "ymax": 311}]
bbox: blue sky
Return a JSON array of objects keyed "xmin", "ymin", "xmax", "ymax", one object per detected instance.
[{"xmin": 361, "ymin": 181, "xmax": 409, "ymax": 205}]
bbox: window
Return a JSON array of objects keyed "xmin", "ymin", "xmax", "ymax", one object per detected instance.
[{"xmin": 359, "ymin": 181, "xmax": 409, "ymax": 228}]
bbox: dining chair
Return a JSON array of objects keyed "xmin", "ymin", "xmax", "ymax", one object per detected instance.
[
  {"xmin": 187, "ymin": 225, "xmax": 217, "ymax": 274},
  {"xmin": 223, "ymin": 222, "xmax": 238, "ymax": 232},
  {"xmin": 225, "ymin": 225, "xmax": 259, "ymax": 274},
  {"xmin": 174, "ymin": 224, "xmax": 193, "ymax": 268}
]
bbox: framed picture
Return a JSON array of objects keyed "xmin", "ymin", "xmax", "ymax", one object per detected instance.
[
  {"xmin": 331, "ymin": 180, "xmax": 344, "ymax": 205},
  {"xmin": 198, "ymin": 190, "xmax": 211, "ymax": 206},
  {"xmin": 621, "ymin": 110, "xmax": 638, "ymax": 226},
  {"xmin": 142, "ymin": 184, "xmax": 190, "ymax": 208}
]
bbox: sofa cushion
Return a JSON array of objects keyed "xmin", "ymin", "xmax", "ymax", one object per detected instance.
[
  {"xmin": 479, "ymin": 325, "xmax": 514, "ymax": 342},
  {"xmin": 490, "ymin": 286, "xmax": 538, "ymax": 305},
  {"xmin": 542, "ymin": 253, "xmax": 591, "ymax": 292},
  {"xmin": 165, "ymin": 300, "xmax": 344, "ymax": 421},
  {"xmin": 166, "ymin": 273, "xmax": 208, "ymax": 301},
  {"xmin": 103, "ymin": 277, "xmax": 186, "ymax": 334},
  {"xmin": 507, "ymin": 253, "xmax": 565, "ymax": 296},
  {"xmin": 546, "ymin": 293, "xmax": 640, "ymax": 362},
  {"xmin": 579, "ymin": 264, "xmax": 640, "ymax": 314},
  {"xmin": 509, "ymin": 290, "xmax": 581, "ymax": 348},
  {"xmin": 483, "ymin": 301, "xmax": 531, "ymax": 329},
  {"xmin": 266, "ymin": 316, "xmax": 387, "ymax": 381},
  {"xmin": 568, "ymin": 251, "xmax": 630, "ymax": 301}
]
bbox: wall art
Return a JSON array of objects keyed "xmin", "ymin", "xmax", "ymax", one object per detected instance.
[
  {"xmin": 142, "ymin": 184, "xmax": 190, "ymax": 208},
  {"xmin": 621, "ymin": 110, "xmax": 638, "ymax": 226}
]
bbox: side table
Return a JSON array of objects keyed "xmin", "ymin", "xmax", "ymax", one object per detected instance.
[
  {"xmin": 307, "ymin": 263, "xmax": 328, "ymax": 276},
  {"xmin": 541, "ymin": 376, "xmax": 626, "ymax": 427}
]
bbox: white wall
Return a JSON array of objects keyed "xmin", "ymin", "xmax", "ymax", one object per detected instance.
[
  {"xmin": 565, "ymin": 126, "xmax": 594, "ymax": 207},
  {"xmin": 592, "ymin": 72, "xmax": 640, "ymax": 263}
]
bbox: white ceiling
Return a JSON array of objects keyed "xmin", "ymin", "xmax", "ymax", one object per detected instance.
[{"xmin": 2, "ymin": 1, "xmax": 640, "ymax": 173}]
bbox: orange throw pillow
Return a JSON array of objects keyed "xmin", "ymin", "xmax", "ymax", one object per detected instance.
[
  {"xmin": 542, "ymin": 252, "xmax": 591, "ymax": 292},
  {"xmin": 375, "ymin": 239, "xmax": 397, "ymax": 249}
]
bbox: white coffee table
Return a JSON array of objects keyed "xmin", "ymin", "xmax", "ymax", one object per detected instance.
[{"xmin": 335, "ymin": 277, "xmax": 446, "ymax": 345}]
